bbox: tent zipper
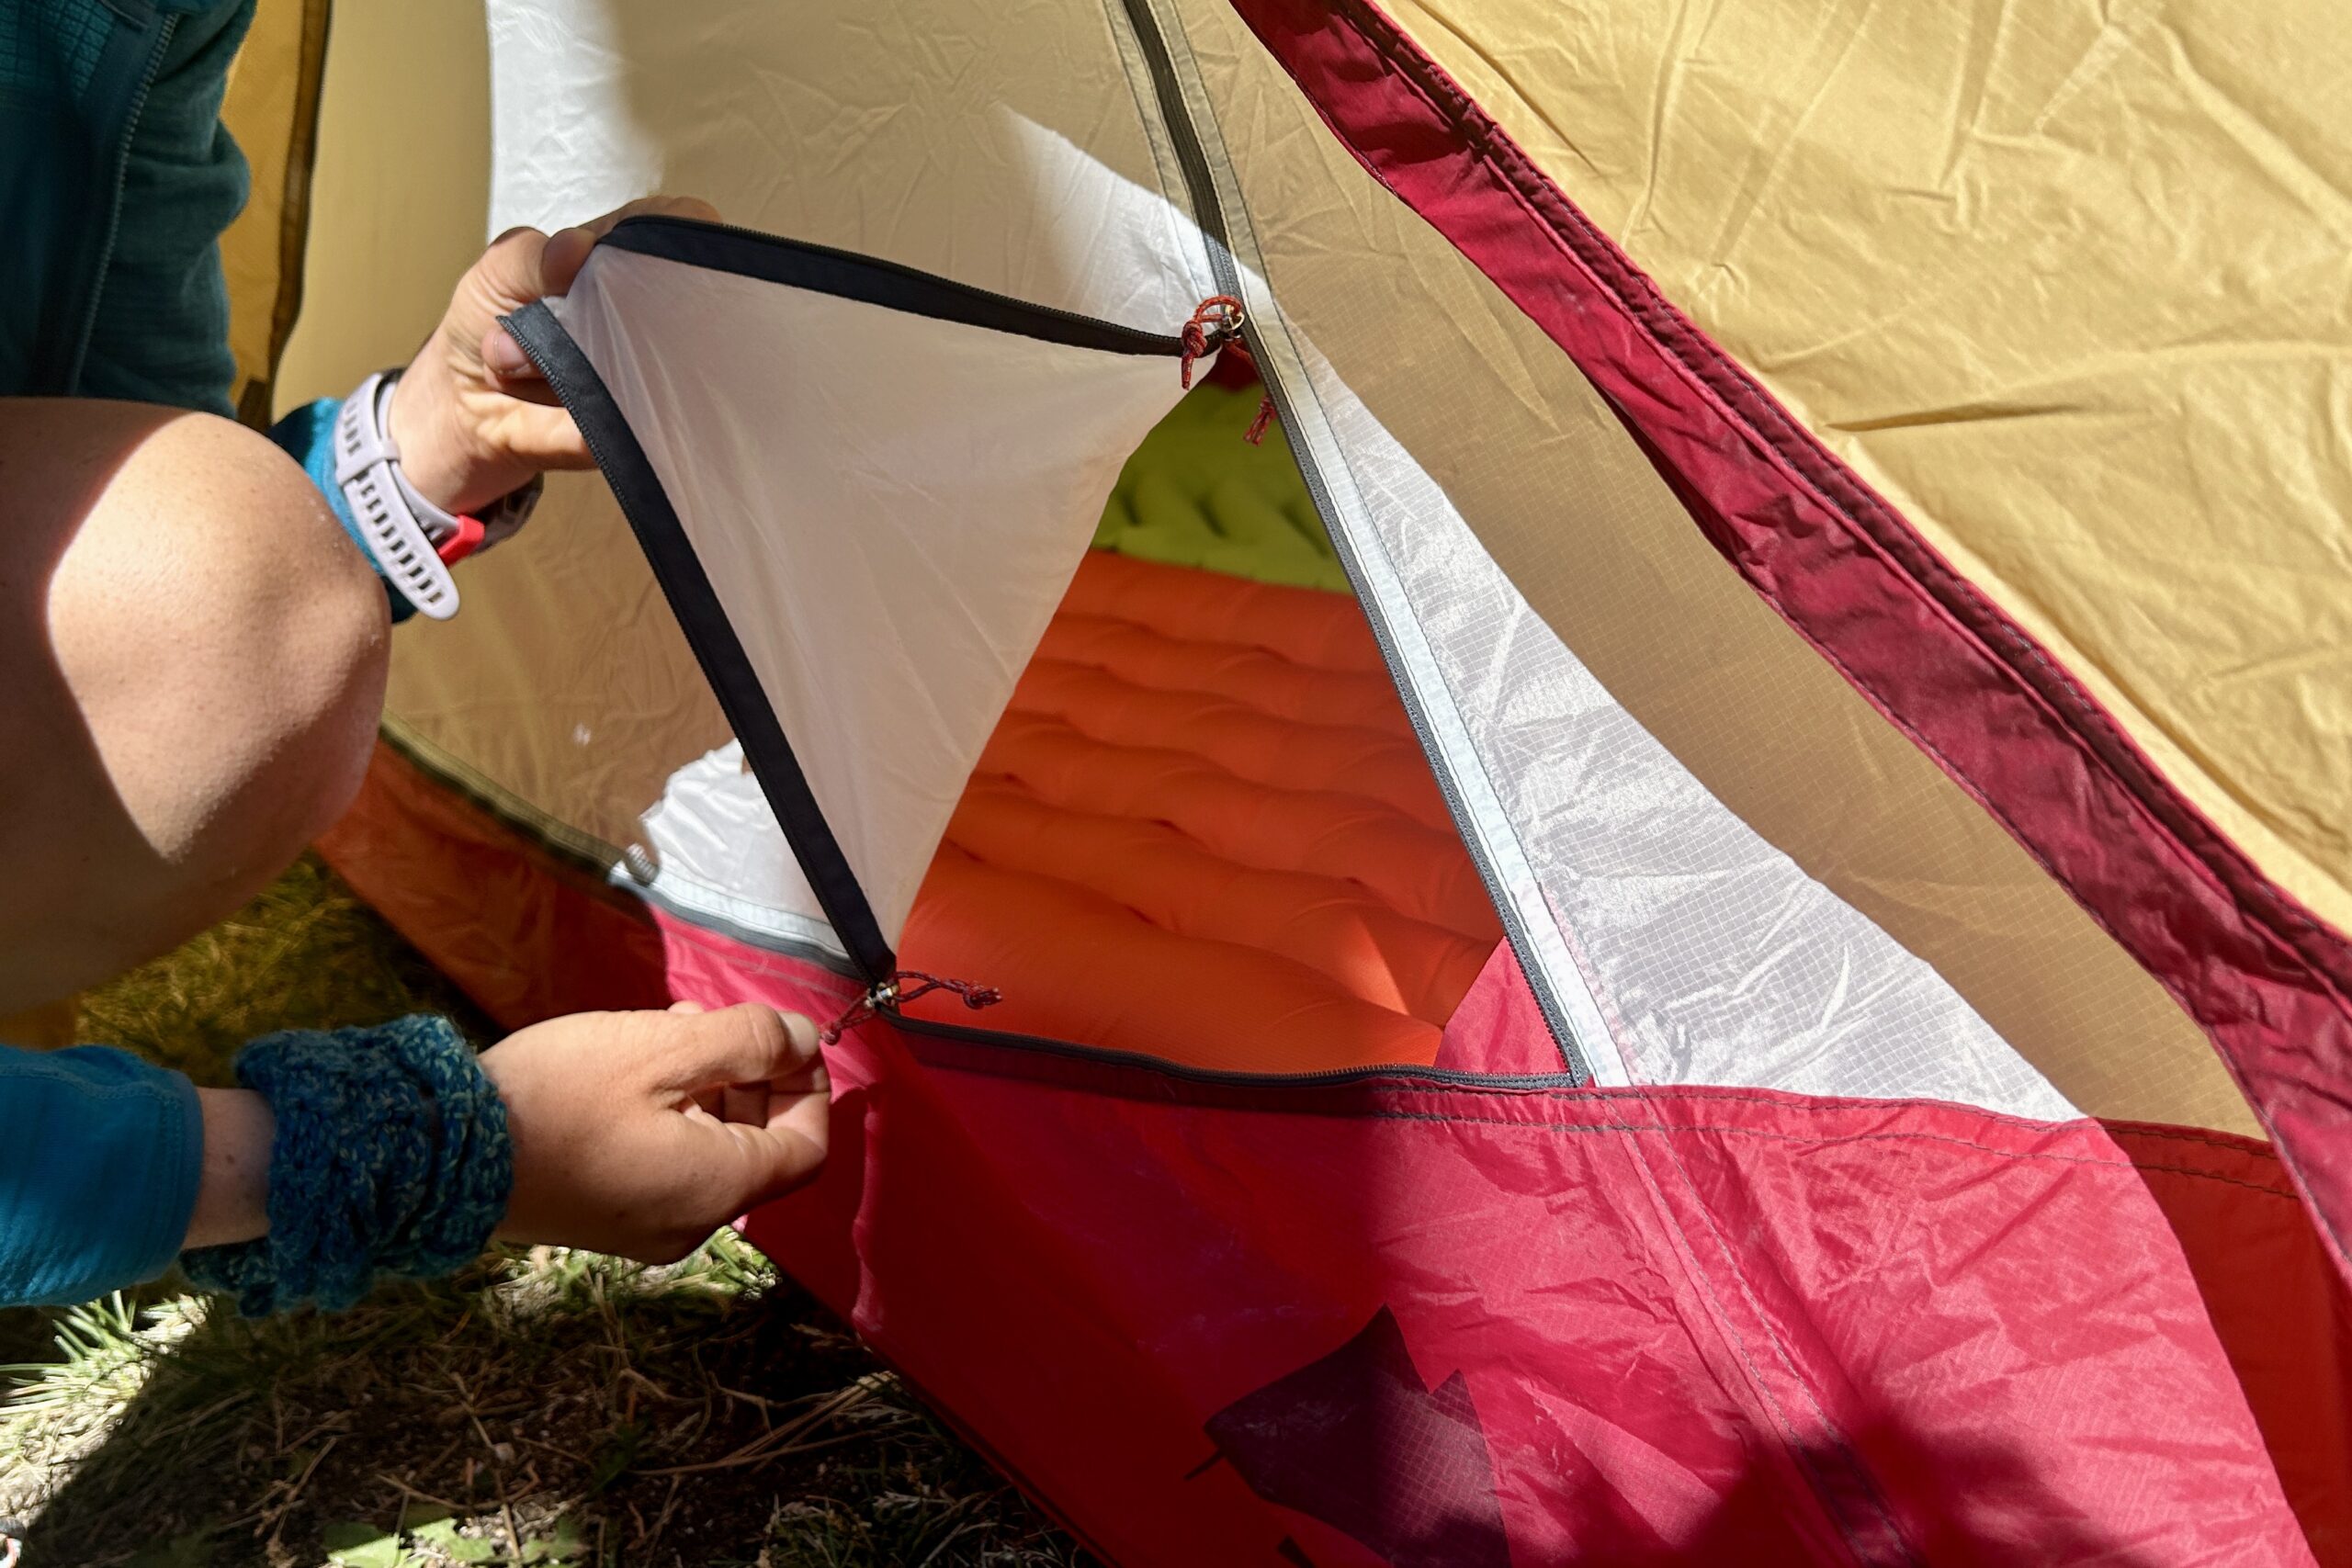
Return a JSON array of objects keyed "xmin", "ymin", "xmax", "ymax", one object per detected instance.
[
  {"xmin": 1111, "ymin": 0, "xmax": 1593, "ymax": 1082},
  {"xmin": 811, "ymin": 965, "xmax": 1588, "ymax": 1092},
  {"xmin": 604, "ymin": 215, "xmax": 1209, "ymax": 359},
  {"xmin": 883, "ymin": 1007, "xmax": 1587, "ymax": 1090},
  {"xmin": 519, "ymin": 222, "xmax": 1563, "ymax": 1089},
  {"xmin": 820, "ymin": 970, "xmax": 1001, "ymax": 1043}
]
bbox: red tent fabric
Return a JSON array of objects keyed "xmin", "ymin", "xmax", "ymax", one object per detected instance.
[{"xmin": 299, "ymin": 0, "xmax": 2352, "ymax": 1559}]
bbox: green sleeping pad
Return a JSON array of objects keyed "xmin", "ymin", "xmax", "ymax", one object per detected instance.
[{"xmin": 1091, "ymin": 384, "xmax": 1350, "ymax": 594}]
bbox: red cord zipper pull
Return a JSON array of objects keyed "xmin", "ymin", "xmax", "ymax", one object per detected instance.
[
  {"xmin": 1244, "ymin": 395, "xmax": 1277, "ymax": 446},
  {"xmin": 1179, "ymin": 295, "xmax": 1246, "ymax": 389},
  {"xmin": 819, "ymin": 971, "xmax": 1003, "ymax": 1044}
]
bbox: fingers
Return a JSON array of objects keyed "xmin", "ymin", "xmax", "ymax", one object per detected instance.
[
  {"xmin": 478, "ymin": 400, "xmax": 594, "ymax": 472},
  {"xmin": 472, "ymin": 195, "xmax": 720, "ymax": 384},
  {"xmin": 766, "ymin": 1075, "xmax": 831, "ymax": 1150},
  {"xmin": 718, "ymin": 1089, "xmax": 831, "ymax": 1210},
  {"xmin": 656, "ymin": 1002, "xmax": 821, "ymax": 1090},
  {"xmin": 721, "ymin": 1079, "xmax": 770, "ymax": 1127},
  {"xmin": 481, "ymin": 322, "xmax": 541, "ymax": 381},
  {"xmin": 536, "ymin": 224, "xmax": 601, "ymax": 299},
  {"xmin": 543, "ymin": 197, "xmax": 719, "ymax": 298},
  {"xmin": 470, "ymin": 222, "xmax": 559, "ymax": 311}
]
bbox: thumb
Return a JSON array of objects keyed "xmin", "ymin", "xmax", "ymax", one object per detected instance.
[
  {"xmin": 469, "ymin": 223, "xmax": 559, "ymax": 308},
  {"xmin": 653, "ymin": 1003, "xmax": 820, "ymax": 1090},
  {"xmin": 537, "ymin": 223, "xmax": 601, "ymax": 299}
]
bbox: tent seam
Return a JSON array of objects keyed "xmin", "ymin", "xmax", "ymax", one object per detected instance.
[
  {"xmin": 1163, "ymin": 12, "xmax": 1910, "ymax": 1536},
  {"xmin": 1366, "ymin": 1112, "xmax": 2299, "ymax": 1198},
  {"xmin": 1314, "ymin": 0, "xmax": 2351, "ymax": 1000},
  {"xmin": 1605, "ymin": 1119, "xmax": 1894, "ymax": 1565},
  {"xmin": 1298, "ymin": 0, "xmax": 2352, "ymax": 1020},
  {"xmin": 1227, "ymin": 0, "xmax": 2352, "ymax": 1284},
  {"xmin": 1118, "ymin": 0, "xmax": 1618, "ymax": 1083}
]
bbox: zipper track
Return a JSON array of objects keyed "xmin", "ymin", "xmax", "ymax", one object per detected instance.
[
  {"xmin": 888, "ymin": 1010, "xmax": 1585, "ymax": 1090},
  {"xmin": 1111, "ymin": 0, "xmax": 1594, "ymax": 1082},
  {"xmin": 45, "ymin": 7, "xmax": 174, "ymax": 394},
  {"xmin": 553, "ymin": 212, "xmax": 1581, "ymax": 1093},
  {"xmin": 504, "ymin": 299, "xmax": 900, "ymax": 985},
  {"xmin": 605, "ymin": 215, "xmax": 1193, "ymax": 358}
]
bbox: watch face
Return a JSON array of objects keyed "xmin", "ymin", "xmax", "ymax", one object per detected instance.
[{"xmin": 480, "ymin": 475, "xmax": 545, "ymax": 550}]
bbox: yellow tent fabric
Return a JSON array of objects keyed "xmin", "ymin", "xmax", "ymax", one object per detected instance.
[
  {"xmin": 1381, "ymin": 0, "xmax": 2352, "ymax": 936},
  {"xmin": 215, "ymin": 0, "xmax": 330, "ymax": 424},
  {"xmin": 250, "ymin": 0, "xmax": 2277, "ymax": 1134},
  {"xmin": 1169, "ymin": 0, "xmax": 2256, "ymax": 1133}
]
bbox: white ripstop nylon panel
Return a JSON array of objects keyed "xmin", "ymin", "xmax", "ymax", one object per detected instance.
[
  {"xmin": 551, "ymin": 247, "xmax": 1193, "ymax": 943},
  {"xmin": 1134, "ymin": 0, "xmax": 2078, "ymax": 1118},
  {"xmin": 1289, "ymin": 340, "xmax": 2076, "ymax": 1118},
  {"xmin": 402, "ymin": 0, "xmax": 1208, "ymax": 953}
]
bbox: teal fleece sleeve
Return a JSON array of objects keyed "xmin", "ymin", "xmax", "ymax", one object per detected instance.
[
  {"xmin": 0, "ymin": 1045, "xmax": 204, "ymax": 1308},
  {"xmin": 74, "ymin": 0, "xmax": 257, "ymax": 416}
]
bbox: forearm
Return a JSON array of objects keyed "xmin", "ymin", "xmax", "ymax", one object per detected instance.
[{"xmin": 185, "ymin": 1089, "xmax": 272, "ymax": 1249}]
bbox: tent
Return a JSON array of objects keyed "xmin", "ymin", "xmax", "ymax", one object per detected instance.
[{"xmin": 236, "ymin": 0, "xmax": 2351, "ymax": 1561}]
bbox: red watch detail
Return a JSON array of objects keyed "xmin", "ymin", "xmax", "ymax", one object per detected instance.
[{"xmin": 435, "ymin": 513, "xmax": 489, "ymax": 566}]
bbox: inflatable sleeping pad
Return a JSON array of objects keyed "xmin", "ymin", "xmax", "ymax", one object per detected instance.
[{"xmin": 899, "ymin": 389, "xmax": 1501, "ymax": 1073}]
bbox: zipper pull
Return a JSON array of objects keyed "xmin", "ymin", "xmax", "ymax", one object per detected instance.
[
  {"xmin": 1179, "ymin": 295, "xmax": 1246, "ymax": 389},
  {"xmin": 819, "ymin": 971, "xmax": 1003, "ymax": 1043}
]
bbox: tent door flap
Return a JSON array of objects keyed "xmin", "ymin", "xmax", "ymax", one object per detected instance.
[{"xmin": 501, "ymin": 218, "xmax": 1229, "ymax": 992}]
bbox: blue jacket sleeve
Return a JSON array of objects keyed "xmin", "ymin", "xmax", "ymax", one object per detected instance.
[{"xmin": 0, "ymin": 1044, "xmax": 204, "ymax": 1308}]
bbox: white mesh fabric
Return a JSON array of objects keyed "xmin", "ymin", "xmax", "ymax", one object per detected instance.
[
  {"xmin": 1125, "ymin": 0, "xmax": 2079, "ymax": 1116},
  {"xmin": 1288, "ymin": 342, "xmax": 2075, "ymax": 1116}
]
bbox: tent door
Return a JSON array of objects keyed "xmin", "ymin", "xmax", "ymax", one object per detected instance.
[
  {"xmin": 1107, "ymin": 0, "xmax": 1606, "ymax": 1083},
  {"xmin": 508, "ymin": 218, "xmax": 1586, "ymax": 1087},
  {"xmin": 504, "ymin": 217, "xmax": 1227, "ymax": 992}
]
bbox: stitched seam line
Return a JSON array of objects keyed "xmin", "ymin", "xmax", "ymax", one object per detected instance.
[
  {"xmin": 1609, "ymin": 1120, "xmax": 1892, "ymax": 1564},
  {"xmin": 1367, "ymin": 1111, "xmax": 2298, "ymax": 1199},
  {"xmin": 1317, "ymin": 0, "xmax": 2352, "ymax": 1013},
  {"xmin": 1320, "ymin": 0, "xmax": 2351, "ymax": 1004},
  {"xmin": 1289, "ymin": 0, "xmax": 2352, "ymax": 1275}
]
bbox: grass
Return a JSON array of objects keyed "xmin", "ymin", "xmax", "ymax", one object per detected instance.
[{"xmin": 1, "ymin": 856, "xmax": 1085, "ymax": 1568}]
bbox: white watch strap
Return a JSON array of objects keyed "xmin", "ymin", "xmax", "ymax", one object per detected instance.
[{"xmin": 333, "ymin": 370, "xmax": 463, "ymax": 620}]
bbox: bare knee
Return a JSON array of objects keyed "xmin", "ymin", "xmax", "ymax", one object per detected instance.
[
  {"xmin": 0, "ymin": 400, "xmax": 390, "ymax": 1002},
  {"xmin": 69, "ymin": 408, "xmax": 393, "ymax": 859}
]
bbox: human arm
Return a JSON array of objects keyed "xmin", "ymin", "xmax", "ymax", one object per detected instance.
[
  {"xmin": 184, "ymin": 1001, "xmax": 829, "ymax": 1280},
  {"xmin": 3, "ymin": 1003, "xmax": 825, "ymax": 1311},
  {"xmin": 186, "ymin": 1088, "xmax": 272, "ymax": 1249}
]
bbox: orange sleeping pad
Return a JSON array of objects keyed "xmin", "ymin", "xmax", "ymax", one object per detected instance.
[{"xmin": 899, "ymin": 550, "xmax": 1502, "ymax": 1073}]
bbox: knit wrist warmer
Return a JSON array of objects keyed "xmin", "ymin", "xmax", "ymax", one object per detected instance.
[{"xmin": 181, "ymin": 1015, "xmax": 513, "ymax": 1315}]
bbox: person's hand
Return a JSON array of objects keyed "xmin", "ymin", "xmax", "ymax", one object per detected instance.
[
  {"xmin": 387, "ymin": 194, "xmax": 718, "ymax": 515},
  {"xmin": 481, "ymin": 1000, "xmax": 828, "ymax": 1263}
]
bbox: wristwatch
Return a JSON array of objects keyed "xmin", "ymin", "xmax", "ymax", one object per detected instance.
[{"xmin": 332, "ymin": 369, "xmax": 543, "ymax": 620}]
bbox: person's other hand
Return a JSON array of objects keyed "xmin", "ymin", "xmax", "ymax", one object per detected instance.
[
  {"xmin": 481, "ymin": 1000, "xmax": 828, "ymax": 1263},
  {"xmin": 387, "ymin": 194, "xmax": 718, "ymax": 515}
]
